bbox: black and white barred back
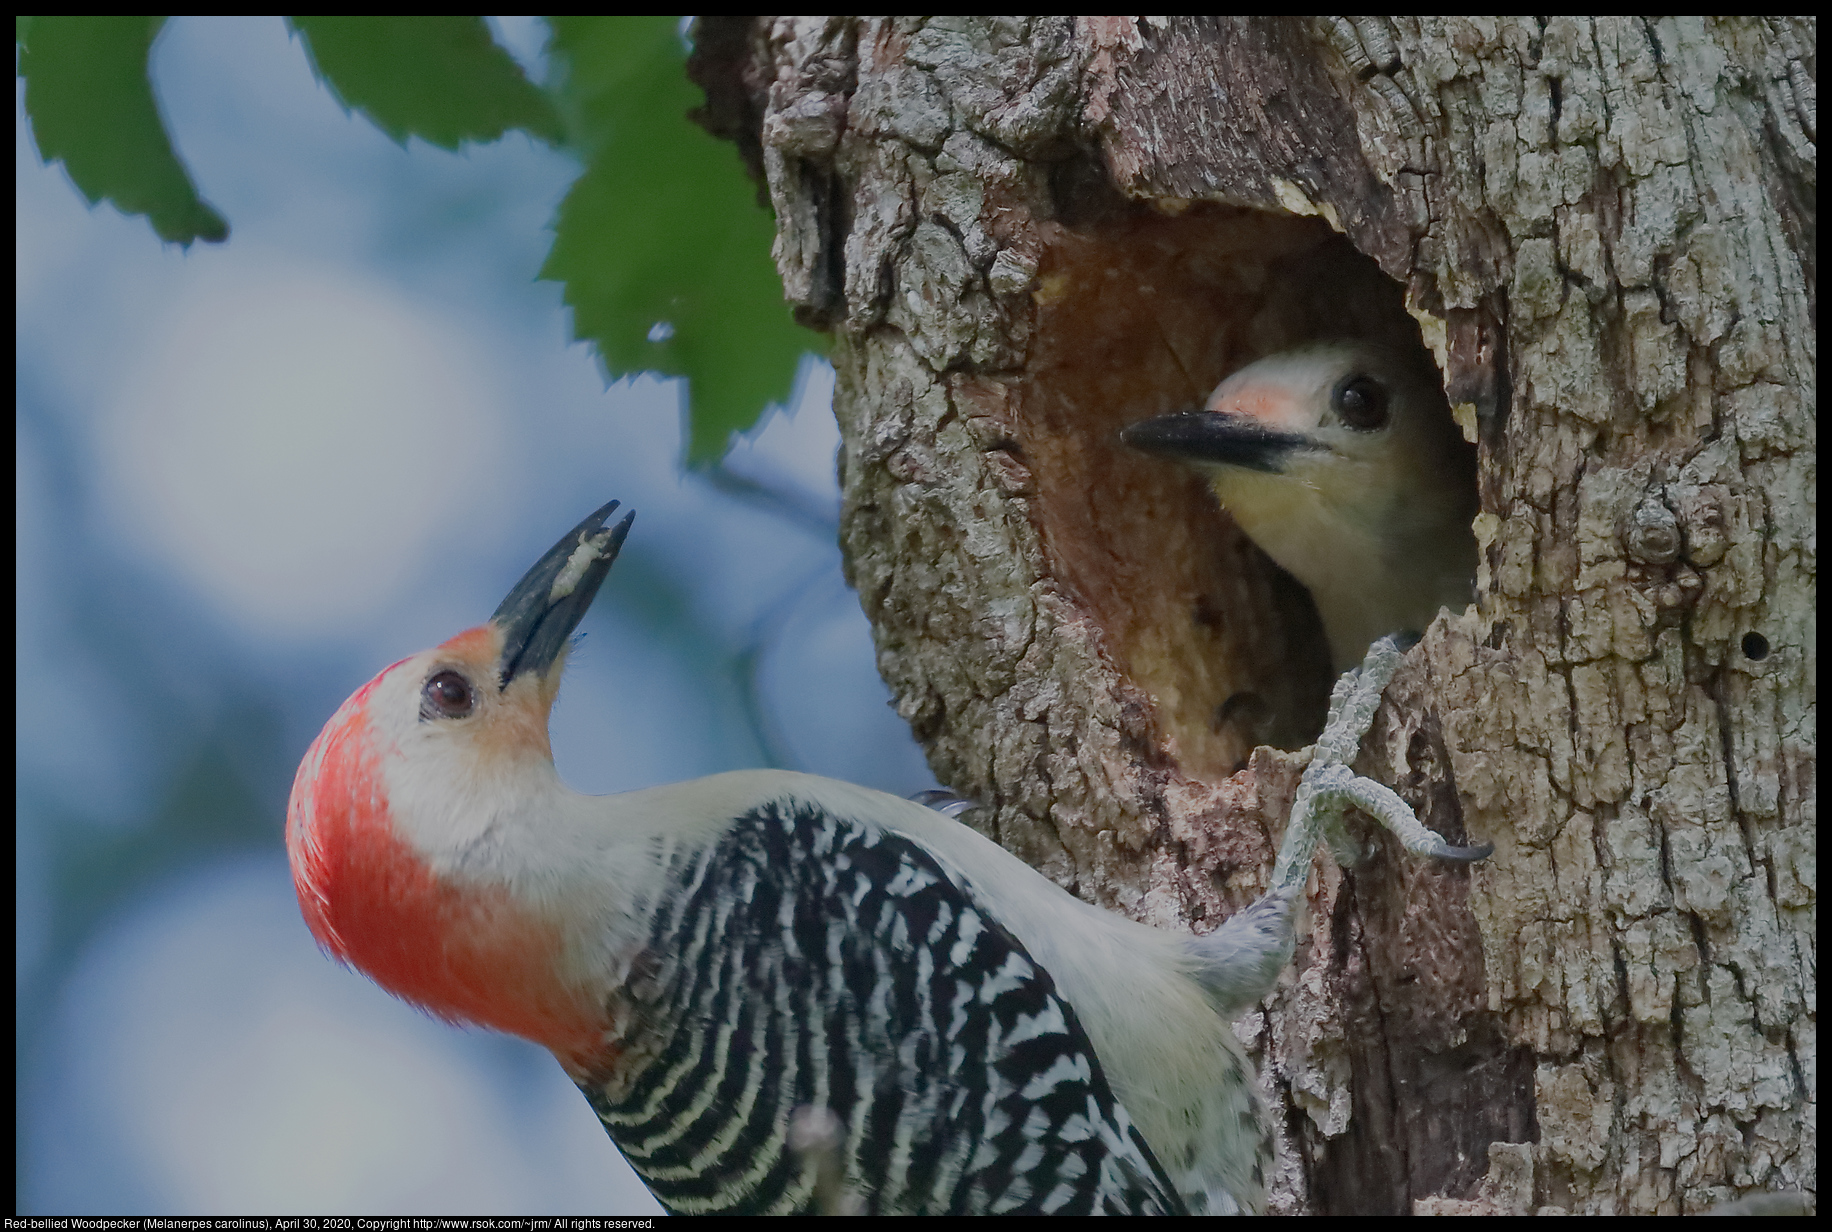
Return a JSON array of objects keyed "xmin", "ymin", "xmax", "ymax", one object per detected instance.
[{"xmin": 581, "ymin": 798, "xmax": 1187, "ymax": 1215}]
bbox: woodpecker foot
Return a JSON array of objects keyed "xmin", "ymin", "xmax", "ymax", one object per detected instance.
[
  {"xmin": 1270, "ymin": 634, "xmax": 1490, "ymax": 893},
  {"xmin": 1187, "ymin": 636, "xmax": 1486, "ymax": 1012}
]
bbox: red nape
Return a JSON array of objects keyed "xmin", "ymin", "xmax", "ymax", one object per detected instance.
[{"xmin": 286, "ymin": 671, "xmax": 617, "ymax": 1075}]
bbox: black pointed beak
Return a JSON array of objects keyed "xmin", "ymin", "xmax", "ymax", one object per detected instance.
[
  {"xmin": 1120, "ymin": 412, "xmax": 1315, "ymax": 474},
  {"xmin": 491, "ymin": 499, "xmax": 635, "ymax": 688}
]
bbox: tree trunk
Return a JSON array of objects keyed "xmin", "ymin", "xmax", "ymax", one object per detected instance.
[{"xmin": 691, "ymin": 16, "xmax": 1814, "ymax": 1215}]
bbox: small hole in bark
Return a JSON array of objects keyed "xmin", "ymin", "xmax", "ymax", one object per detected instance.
[
  {"xmin": 1742, "ymin": 632, "xmax": 1770, "ymax": 661},
  {"xmin": 1406, "ymin": 728, "xmax": 1432, "ymax": 769}
]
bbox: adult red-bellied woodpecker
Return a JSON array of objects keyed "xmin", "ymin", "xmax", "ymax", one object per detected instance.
[
  {"xmin": 1121, "ymin": 340, "xmax": 1479, "ymax": 671},
  {"xmin": 287, "ymin": 499, "xmax": 1486, "ymax": 1215}
]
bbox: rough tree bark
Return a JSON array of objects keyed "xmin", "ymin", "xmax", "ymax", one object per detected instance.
[{"xmin": 690, "ymin": 16, "xmax": 1814, "ymax": 1215}]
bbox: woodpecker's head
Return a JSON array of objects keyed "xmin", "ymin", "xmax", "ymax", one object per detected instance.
[
  {"xmin": 1122, "ymin": 340, "xmax": 1476, "ymax": 668},
  {"xmin": 286, "ymin": 500, "xmax": 634, "ymax": 1071}
]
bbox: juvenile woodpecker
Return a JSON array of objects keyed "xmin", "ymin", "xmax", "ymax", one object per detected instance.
[
  {"xmin": 288, "ymin": 499, "xmax": 1482, "ymax": 1215},
  {"xmin": 1121, "ymin": 340, "xmax": 1479, "ymax": 671}
]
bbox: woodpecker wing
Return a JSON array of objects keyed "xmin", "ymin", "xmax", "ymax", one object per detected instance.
[{"xmin": 582, "ymin": 797, "xmax": 1187, "ymax": 1215}]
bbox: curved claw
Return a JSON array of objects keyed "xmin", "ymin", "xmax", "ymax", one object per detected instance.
[
  {"xmin": 909, "ymin": 789, "xmax": 980, "ymax": 819},
  {"xmin": 1431, "ymin": 841, "xmax": 1495, "ymax": 864}
]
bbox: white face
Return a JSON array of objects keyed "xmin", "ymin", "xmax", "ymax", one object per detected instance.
[
  {"xmin": 359, "ymin": 624, "xmax": 569, "ymax": 877},
  {"xmin": 1200, "ymin": 340, "xmax": 1464, "ymax": 555}
]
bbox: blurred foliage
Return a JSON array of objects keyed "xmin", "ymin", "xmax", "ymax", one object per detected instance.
[
  {"xmin": 288, "ymin": 16, "xmax": 563, "ymax": 149},
  {"xmin": 543, "ymin": 17, "xmax": 812, "ymax": 464},
  {"xmin": 15, "ymin": 14, "xmax": 814, "ymax": 463},
  {"xmin": 15, "ymin": 16, "xmax": 228, "ymax": 244}
]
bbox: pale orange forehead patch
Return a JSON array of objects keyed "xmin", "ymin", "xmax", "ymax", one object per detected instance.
[
  {"xmin": 1207, "ymin": 380, "xmax": 1307, "ymax": 432},
  {"xmin": 433, "ymin": 623, "xmax": 559, "ymax": 764},
  {"xmin": 437, "ymin": 624, "xmax": 500, "ymax": 663}
]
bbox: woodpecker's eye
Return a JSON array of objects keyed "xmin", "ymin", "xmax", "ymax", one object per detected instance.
[
  {"xmin": 1333, "ymin": 375, "xmax": 1390, "ymax": 430},
  {"xmin": 421, "ymin": 670, "xmax": 475, "ymax": 721}
]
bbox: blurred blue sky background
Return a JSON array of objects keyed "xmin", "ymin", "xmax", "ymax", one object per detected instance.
[{"xmin": 17, "ymin": 16, "xmax": 935, "ymax": 1214}]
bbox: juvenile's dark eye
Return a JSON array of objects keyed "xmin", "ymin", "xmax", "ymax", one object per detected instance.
[
  {"xmin": 1334, "ymin": 374, "xmax": 1390, "ymax": 430},
  {"xmin": 421, "ymin": 670, "xmax": 475, "ymax": 720}
]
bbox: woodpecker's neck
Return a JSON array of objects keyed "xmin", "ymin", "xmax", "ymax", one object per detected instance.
[
  {"xmin": 1207, "ymin": 470, "xmax": 1474, "ymax": 670},
  {"xmin": 292, "ymin": 699, "xmax": 650, "ymax": 1079}
]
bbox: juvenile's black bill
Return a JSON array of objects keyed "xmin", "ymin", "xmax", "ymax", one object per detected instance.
[{"xmin": 1120, "ymin": 413, "xmax": 1314, "ymax": 474}]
